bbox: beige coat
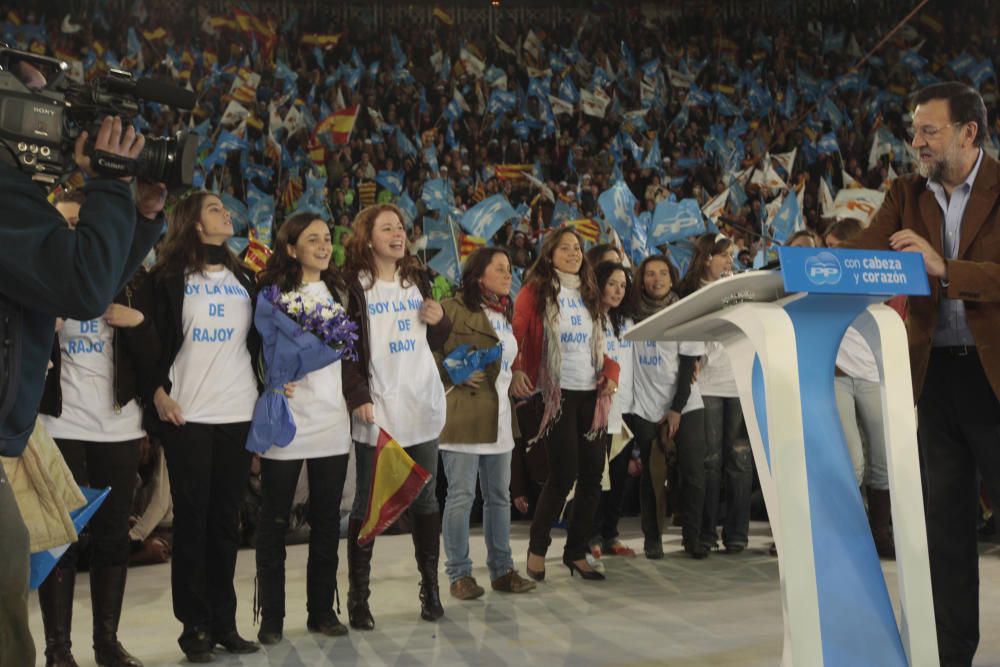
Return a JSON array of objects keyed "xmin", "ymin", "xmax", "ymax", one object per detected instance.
[
  {"xmin": 0, "ymin": 418, "xmax": 85, "ymax": 552},
  {"xmin": 435, "ymin": 297, "xmax": 519, "ymax": 445}
]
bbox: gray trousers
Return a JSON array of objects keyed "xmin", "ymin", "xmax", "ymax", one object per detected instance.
[{"xmin": 0, "ymin": 463, "xmax": 35, "ymax": 667}]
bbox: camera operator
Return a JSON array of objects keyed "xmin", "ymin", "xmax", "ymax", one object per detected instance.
[{"xmin": 0, "ymin": 61, "xmax": 167, "ymax": 666}]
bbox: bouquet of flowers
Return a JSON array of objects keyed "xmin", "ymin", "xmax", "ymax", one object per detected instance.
[{"xmin": 245, "ymin": 284, "xmax": 358, "ymax": 454}]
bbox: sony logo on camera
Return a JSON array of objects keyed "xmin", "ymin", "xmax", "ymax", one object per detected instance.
[{"xmin": 31, "ymin": 106, "xmax": 56, "ymax": 116}]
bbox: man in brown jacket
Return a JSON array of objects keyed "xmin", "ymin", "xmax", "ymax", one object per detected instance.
[{"xmin": 844, "ymin": 82, "xmax": 1000, "ymax": 667}]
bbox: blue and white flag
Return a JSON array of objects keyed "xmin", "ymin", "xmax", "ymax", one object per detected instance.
[
  {"xmin": 376, "ymin": 170, "xmax": 404, "ymax": 196},
  {"xmin": 667, "ymin": 239, "xmax": 697, "ymax": 279},
  {"xmin": 488, "ymin": 89, "xmax": 518, "ymax": 115},
  {"xmin": 397, "ymin": 192, "xmax": 417, "ymax": 226},
  {"xmin": 970, "ymin": 59, "xmax": 996, "ymax": 87},
  {"xmin": 551, "ymin": 200, "xmax": 580, "ymax": 228},
  {"xmin": 558, "ymin": 76, "xmax": 580, "ymax": 104},
  {"xmin": 642, "ymin": 136, "xmax": 662, "ymax": 170},
  {"xmin": 428, "ymin": 238, "xmax": 460, "ymax": 283},
  {"xmin": 592, "ymin": 67, "xmax": 613, "ymax": 89},
  {"xmin": 771, "ymin": 191, "xmax": 803, "ymax": 243},
  {"xmin": 460, "ymin": 194, "xmax": 518, "ymax": 240},
  {"xmin": 629, "ymin": 212, "xmax": 650, "ymax": 265},
  {"xmin": 714, "ymin": 92, "xmax": 740, "ymax": 117},
  {"xmin": 423, "ymin": 215, "xmax": 452, "ymax": 249},
  {"xmin": 900, "ymin": 50, "xmax": 927, "ymax": 72},
  {"xmin": 442, "ymin": 344, "xmax": 503, "ymax": 385},
  {"xmin": 648, "ymin": 198, "xmax": 704, "ymax": 246},
  {"xmin": 598, "ymin": 181, "xmax": 638, "ymax": 246},
  {"xmin": 422, "ymin": 178, "xmax": 452, "ymax": 213},
  {"xmin": 821, "ymin": 97, "xmax": 845, "ymax": 129},
  {"xmin": 395, "ymin": 128, "xmax": 418, "ymax": 158},
  {"xmin": 948, "ymin": 53, "xmax": 976, "ymax": 77},
  {"xmin": 818, "ymin": 132, "xmax": 840, "ymax": 155},
  {"xmin": 423, "ymin": 144, "xmax": 439, "ymax": 173}
]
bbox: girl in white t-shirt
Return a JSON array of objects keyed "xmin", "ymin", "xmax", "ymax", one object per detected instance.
[
  {"xmin": 436, "ymin": 248, "xmax": 536, "ymax": 600},
  {"xmin": 511, "ymin": 228, "xmax": 620, "ymax": 582},
  {"xmin": 252, "ymin": 213, "xmax": 354, "ymax": 644},
  {"xmin": 341, "ymin": 204, "xmax": 452, "ymax": 628},
  {"xmin": 678, "ymin": 233, "xmax": 753, "ymax": 554},
  {"xmin": 36, "ymin": 191, "xmax": 151, "ymax": 667},
  {"xmin": 139, "ymin": 191, "xmax": 262, "ymax": 662},
  {"xmin": 589, "ymin": 260, "xmax": 639, "ymax": 559},
  {"xmin": 629, "ymin": 255, "xmax": 708, "ymax": 559}
]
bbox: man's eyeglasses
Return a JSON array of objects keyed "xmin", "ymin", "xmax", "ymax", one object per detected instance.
[{"xmin": 906, "ymin": 122, "xmax": 962, "ymax": 140}]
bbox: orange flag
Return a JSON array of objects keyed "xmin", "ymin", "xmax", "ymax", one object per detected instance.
[{"xmin": 358, "ymin": 429, "xmax": 431, "ymax": 546}]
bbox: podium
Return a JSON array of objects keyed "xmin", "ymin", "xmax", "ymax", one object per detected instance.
[{"xmin": 624, "ymin": 248, "xmax": 937, "ymax": 667}]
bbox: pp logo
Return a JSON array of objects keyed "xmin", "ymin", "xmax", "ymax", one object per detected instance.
[{"xmin": 804, "ymin": 251, "xmax": 842, "ymax": 285}]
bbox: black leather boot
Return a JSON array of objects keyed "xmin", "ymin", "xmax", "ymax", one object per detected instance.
[
  {"xmin": 38, "ymin": 567, "xmax": 79, "ymax": 667},
  {"xmin": 346, "ymin": 518, "xmax": 375, "ymax": 630},
  {"xmin": 868, "ymin": 488, "xmax": 896, "ymax": 560},
  {"xmin": 91, "ymin": 565, "xmax": 143, "ymax": 667},
  {"xmin": 411, "ymin": 512, "xmax": 444, "ymax": 622},
  {"xmin": 255, "ymin": 561, "xmax": 285, "ymax": 645}
]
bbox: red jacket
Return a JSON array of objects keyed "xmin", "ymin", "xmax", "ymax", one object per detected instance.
[{"xmin": 512, "ymin": 282, "xmax": 620, "ymax": 388}]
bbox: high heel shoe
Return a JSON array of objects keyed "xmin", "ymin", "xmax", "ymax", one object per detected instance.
[
  {"xmin": 563, "ymin": 557, "xmax": 605, "ymax": 581},
  {"xmin": 525, "ymin": 552, "xmax": 545, "ymax": 582}
]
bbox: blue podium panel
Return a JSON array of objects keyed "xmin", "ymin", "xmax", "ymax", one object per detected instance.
[{"xmin": 779, "ymin": 247, "xmax": 931, "ymax": 297}]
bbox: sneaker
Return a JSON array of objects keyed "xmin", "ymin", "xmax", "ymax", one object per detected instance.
[
  {"xmin": 449, "ymin": 576, "xmax": 485, "ymax": 600},
  {"xmin": 491, "ymin": 570, "xmax": 537, "ymax": 593}
]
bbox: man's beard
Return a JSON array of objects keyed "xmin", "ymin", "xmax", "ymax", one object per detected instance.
[{"xmin": 918, "ymin": 139, "xmax": 962, "ymax": 183}]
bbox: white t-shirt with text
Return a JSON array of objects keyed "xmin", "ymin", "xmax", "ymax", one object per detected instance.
[
  {"xmin": 169, "ymin": 269, "xmax": 258, "ymax": 424},
  {"xmin": 262, "ymin": 281, "xmax": 352, "ymax": 460},
  {"xmin": 557, "ymin": 285, "xmax": 597, "ymax": 391},
  {"xmin": 631, "ymin": 340, "xmax": 705, "ymax": 423},
  {"xmin": 42, "ymin": 318, "xmax": 145, "ymax": 442},
  {"xmin": 351, "ymin": 278, "xmax": 447, "ymax": 447}
]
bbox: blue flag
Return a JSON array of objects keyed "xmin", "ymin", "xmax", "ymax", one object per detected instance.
[
  {"xmin": 551, "ymin": 200, "xmax": 580, "ymax": 228},
  {"xmin": 396, "ymin": 128, "xmax": 417, "ymax": 158},
  {"xmin": 460, "ymin": 194, "xmax": 518, "ymax": 240},
  {"xmin": 558, "ymin": 76, "xmax": 580, "ymax": 104},
  {"xmin": 442, "ymin": 344, "xmax": 503, "ymax": 385},
  {"xmin": 629, "ymin": 212, "xmax": 650, "ymax": 265},
  {"xmin": 488, "ymin": 89, "xmax": 518, "ymax": 115},
  {"xmin": 970, "ymin": 59, "xmax": 996, "ymax": 87},
  {"xmin": 397, "ymin": 192, "xmax": 417, "ymax": 226},
  {"xmin": 423, "ymin": 144, "xmax": 439, "ymax": 173},
  {"xmin": 771, "ymin": 192, "xmax": 803, "ymax": 243},
  {"xmin": 428, "ymin": 241, "xmax": 460, "ymax": 283},
  {"xmin": 422, "ymin": 178, "xmax": 452, "ymax": 212},
  {"xmin": 818, "ymin": 132, "xmax": 840, "ymax": 155},
  {"xmin": 598, "ymin": 181, "xmax": 638, "ymax": 246},
  {"xmin": 375, "ymin": 170, "xmax": 404, "ymax": 196},
  {"xmin": 423, "ymin": 215, "xmax": 452, "ymax": 250},
  {"xmin": 667, "ymin": 239, "xmax": 697, "ymax": 279},
  {"xmin": 900, "ymin": 50, "xmax": 927, "ymax": 72},
  {"xmin": 642, "ymin": 136, "xmax": 662, "ymax": 170},
  {"xmin": 648, "ymin": 198, "xmax": 704, "ymax": 246}
]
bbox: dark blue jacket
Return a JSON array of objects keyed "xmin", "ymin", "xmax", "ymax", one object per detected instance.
[{"xmin": 0, "ymin": 162, "xmax": 162, "ymax": 456}]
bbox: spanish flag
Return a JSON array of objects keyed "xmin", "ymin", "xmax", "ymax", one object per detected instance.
[
  {"xmin": 433, "ymin": 6, "xmax": 455, "ymax": 26},
  {"xmin": 142, "ymin": 27, "xmax": 167, "ymax": 42},
  {"xmin": 359, "ymin": 429, "xmax": 431, "ymax": 546},
  {"xmin": 330, "ymin": 106, "xmax": 360, "ymax": 145},
  {"xmin": 243, "ymin": 237, "xmax": 272, "ymax": 273}
]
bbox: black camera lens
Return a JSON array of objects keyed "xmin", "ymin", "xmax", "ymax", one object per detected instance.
[{"xmin": 137, "ymin": 130, "xmax": 197, "ymax": 189}]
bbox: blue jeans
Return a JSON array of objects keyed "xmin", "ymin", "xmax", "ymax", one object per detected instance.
[{"xmin": 441, "ymin": 450, "xmax": 514, "ymax": 583}]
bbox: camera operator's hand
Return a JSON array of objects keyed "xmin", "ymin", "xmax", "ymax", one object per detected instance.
[
  {"xmin": 154, "ymin": 386, "xmax": 185, "ymax": 426},
  {"xmin": 74, "ymin": 116, "xmax": 145, "ymax": 182},
  {"xmin": 136, "ymin": 181, "xmax": 168, "ymax": 220}
]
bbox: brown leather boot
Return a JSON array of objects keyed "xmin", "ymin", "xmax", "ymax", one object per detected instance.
[{"xmin": 38, "ymin": 567, "xmax": 79, "ymax": 667}]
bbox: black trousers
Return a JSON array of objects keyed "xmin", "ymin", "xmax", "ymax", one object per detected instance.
[
  {"xmin": 160, "ymin": 421, "xmax": 251, "ymax": 649},
  {"xmin": 52, "ymin": 438, "xmax": 141, "ymax": 571},
  {"xmin": 917, "ymin": 349, "xmax": 1000, "ymax": 667},
  {"xmin": 256, "ymin": 453, "xmax": 348, "ymax": 621},
  {"xmin": 528, "ymin": 389, "xmax": 604, "ymax": 561}
]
